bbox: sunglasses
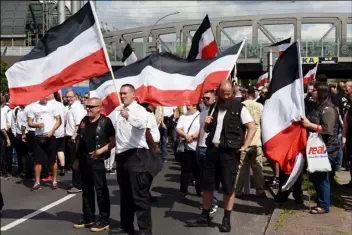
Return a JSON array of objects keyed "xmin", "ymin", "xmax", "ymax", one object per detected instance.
[
  {"xmin": 202, "ymin": 97, "xmax": 211, "ymax": 100},
  {"xmin": 86, "ymin": 105, "xmax": 99, "ymax": 109},
  {"xmin": 83, "ymin": 96, "xmax": 89, "ymax": 99}
]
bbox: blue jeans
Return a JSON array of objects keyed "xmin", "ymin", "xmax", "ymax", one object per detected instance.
[
  {"xmin": 196, "ymin": 146, "xmax": 217, "ymax": 206},
  {"xmin": 336, "ymin": 133, "xmax": 343, "ymax": 169},
  {"xmin": 159, "ymin": 128, "xmax": 168, "ymax": 159},
  {"xmin": 309, "ymin": 155, "xmax": 336, "ymax": 212}
]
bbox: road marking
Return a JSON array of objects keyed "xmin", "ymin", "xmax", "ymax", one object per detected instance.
[{"xmin": 1, "ymin": 194, "xmax": 76, "ymax": 231}]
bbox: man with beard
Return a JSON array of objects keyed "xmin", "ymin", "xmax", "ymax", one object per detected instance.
[{"xmin": 190, "ymin": 80, "xmax": 256, "ymax": 232}]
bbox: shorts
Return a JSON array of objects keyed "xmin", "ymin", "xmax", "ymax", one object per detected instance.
[
  {"xmin": 202, "ymin": 147, "xmax": 241, "ymax": 195},
  {"xmin": 34, "ymin": 136, "xmax": 57, "ymax": 165},
  {"xmin": 55, "ymin": 137, "xmax": 65, "ymax": 152}
]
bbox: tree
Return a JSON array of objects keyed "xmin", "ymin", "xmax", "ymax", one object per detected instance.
[{"xmin": 0, "ymin": 60, "xmax": 8, "ymax": 94}]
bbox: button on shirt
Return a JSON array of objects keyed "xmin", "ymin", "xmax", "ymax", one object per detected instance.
[
  {"xmin": 176, "ymin": 111, "xmax": 200, "ymax": 151},
  {"xmin": 48, "ymin": 100, "xmax": 66, "ymax": 138},
  {"xmin": 146, "ymin": 112, "xmax": 160, "ymax": 143},
  {"xmin": 66, "ymin": 101, "xmax": 86, "ymax": 137},
  {"xmin": 114, "ymin": 101, "xmax": 149, "ymax": 154},
  {"xmin": 212, "ymin": 106, "xmax": 254, "ymax": 144},
  {"xmin": 28, "ymin": 102, "xmax": 60, "ymax": 136}
]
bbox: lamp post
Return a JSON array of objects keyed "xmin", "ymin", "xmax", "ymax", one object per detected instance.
[{"xmin": 147, "ymin": 11, "xmax": 180, "ymax": 54}]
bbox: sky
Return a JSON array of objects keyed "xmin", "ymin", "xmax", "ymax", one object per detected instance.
[{"xmin": 95, "ymin": 1, "xmax": 352, "ymax": 43}]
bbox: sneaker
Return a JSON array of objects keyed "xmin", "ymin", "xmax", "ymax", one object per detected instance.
[
  {"xmin": 31, "ymin": 182, "xmax": 42, "ymax": 191},
  {"xmin": 270, "ymin": 177, "xmax": 279, "ymax": 188},
  {"xmin": 67, "ymin": 187, "xmax": 82, "ymax": 194},
  {"xmin": 41, "ymin": 176, "xmax": 53, "ymax": 182},
  {"xmin": 52, "ymin": 181, "xmax": 58, "ymax": 190},
  {"xmin": 109, "ymin": 169, "xmax": 116, "ymax": 175},
  {"xmin": 59, "ymin": 167, "xmax": 65, "ymax": 176},
  {"xmin": 90, "ymin": 221, "xmax": 110, "ymax": 232},
  {"xmin": 73, "ymin": 218, "xmax": 94, "ymax": 229},
  {"xmin": 1, "ymin": 174, "xmax": 11, "ymax": 180},
  {"xmin": 210, "ymin": 205, "xmax": 218, "ymax": 214}
]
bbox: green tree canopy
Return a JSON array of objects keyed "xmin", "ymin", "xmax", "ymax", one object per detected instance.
[{"xmin": 0, "ymin": 60, "xmax": 8, "ymax": 94}]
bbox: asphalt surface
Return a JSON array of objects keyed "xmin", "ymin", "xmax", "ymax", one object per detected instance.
[{"xmin": 1, "ymin": 152, "xmax": 275, "ymax": 235}]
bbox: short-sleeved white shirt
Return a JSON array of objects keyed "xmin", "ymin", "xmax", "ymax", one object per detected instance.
[
  {"xmin": 0, "ymin": 108, "xmax": 6, "ymax": 130},
  {"xmin": 28, "ymin": 102, "xmax": 60, "ymax": 136},
  {"xmin": 176, "ymin": 111, "xmax": 200, "ymax": 151},
  {"xmin": 24, "ymin": 102, "xmax": 37, "ymax": 132},
  {"xmin": 48, "ymin": 99, "xmax": 66, "ymax": 138},
  {"xmin": 198, "ymin": 109, "xmax": 209, "ymax": 148},
  {"xmin": 212, "ymin": 106, "xmax": 254, "ymax": 144},
  {"xmin": 146, "ymin": 112, "xmax": 160, "ymax": 143},
  {"xmin": 65, "ymin": 100, "xmax": 86, "ymax": 136}
]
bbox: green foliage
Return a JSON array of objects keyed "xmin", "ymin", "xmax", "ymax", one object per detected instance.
[{"xmin": 0, "ymin": 60, "xmax": 8, "ymax": 93}]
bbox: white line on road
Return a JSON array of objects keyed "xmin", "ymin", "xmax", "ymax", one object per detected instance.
[{"xmin": 1, "ymin": 194, "xmax": 76, "ymax": 231}]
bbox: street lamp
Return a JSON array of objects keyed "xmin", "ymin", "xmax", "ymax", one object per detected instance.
[{"xmin": 147, "ymin": 11, "xmax": 180, "ymax": 53}]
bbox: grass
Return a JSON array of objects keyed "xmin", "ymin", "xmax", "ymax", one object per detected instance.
[{"xmin": 275, "ymin": 209, "xmax": 296, "ymax": 231}]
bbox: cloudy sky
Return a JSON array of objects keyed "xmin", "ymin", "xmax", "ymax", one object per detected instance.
[{"xmin": 95, "ymin": 1, "xmax": 352, "ymax": 43}]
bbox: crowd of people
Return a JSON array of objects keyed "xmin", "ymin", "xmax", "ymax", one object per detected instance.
[{"xmin": 0, "ymin": 76, "xmax": 351, "ymax": 234}]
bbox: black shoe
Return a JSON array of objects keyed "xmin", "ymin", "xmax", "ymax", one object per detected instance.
[
  {"xmin": 59, "ymin": 167, "xmax": 65, "ymax": 176},
  {"xmin": 295, "ymin": 198, "xmax": 304, "ymax": 204},
  {"xmin": 187, "ymin": 212, "xmax": 211, "ymax": 227},
  {"xmin": 90, "ymin": 221, "xmax": 110, "ymax": 232},
  {"xmin": 108, "ymin": 227, "xmax": 134, "ymax": 234},
  {"xmin": 219, "ymin": 217, "xmax": 231, "ymax": 232},
  {"xmin": 73, "ymin": 218, "xmax": 94, "ymax": 229}
]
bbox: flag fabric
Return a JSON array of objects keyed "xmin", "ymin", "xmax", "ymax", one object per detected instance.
[
  {"xmin": 90, "ymin": 40, "xmax": 246, "ymax": 116},
  {"xmin": 303, "ymin": 63, "xmax": 318, "ymax": 84},
  {"xmin": 5, "ymin": 1, "xmax": 110, "ymax": 107},
  {"xmin": 256, "ymin": 72, "xmax": 269, "ymax": 88},
  {"xmin": 122, "ymin": 43, "xmax": 138, "ymax": 66},
  {"xmin": 270, "ymin": 37, "xmax": 291, "ymax": 56},
  {"xmin": 187, "ymin": 15, "xmax": 218, "ymax": 60},
  {"xmin": 261, "ymin": 41, "xmax": 307, "ymax": 175}
]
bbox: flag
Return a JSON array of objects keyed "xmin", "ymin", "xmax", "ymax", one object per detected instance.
[
  {"xmin": 256, "ymin": 72, "xmax": 269, "ymax": 88},
  {"xmin": 261, "ymin": 41, "xmax": 307, "ymax": 176},
  {"xmin": 90, "ymin": 40, "xmax": 246, "ymax": 116},
  {"xmin": 5, "ymin": 1, "xmax": 110, "ymax": 107},
  {"xmin": 303, "ymin": 63, "xmax": 318, "ymax": 84},
  {"xmin": 122, "ymin": 43, "xmax": 138, "ymax": 66},
  {"xmin": 187, "ymin": 15, "xmax": 218, "ymax": 60},
  {"xmin": 270, "ymin": 37, "xmax": 291, "ymax": 56}
]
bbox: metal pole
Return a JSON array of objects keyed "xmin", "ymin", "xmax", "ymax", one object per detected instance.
[
  {"xmin": 58, "ymin": 0, "xmax": 66, "ymax": 24},
  {"xmin": 71, "ymin": 1, "xmax": 79, "ymax": 14},
  {"xmin": 269, "ymin": 49, "xmax": 273, "ymax": 81}
]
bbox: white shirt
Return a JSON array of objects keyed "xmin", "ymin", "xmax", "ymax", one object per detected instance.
[
  {"xmin": 1, "ymin": 106, "xmax": 10, "ymax": 130},
  {"xmin": 114, "ymin": 101, "xmax": 149, "ymax": 154},
  {"xmin": 48, "ymin": 99, "xmax": 66, "ymax": 138},
  {"xmin": 198, "ymin": 109, "xmax": 209, "ymax": 147},
  {"xmin": 6, "ymin": 109, "xmax": 12, "ymax": 130},
  {"xmin": 146, "ymin": 112, "xmax": 160, "ymax": 143},
  {"xmin": 163, "ymin": 106, "xmax": 175, "ymax": 117},
  {"xmin": 28, "ymin": 102, "xmax": 60, "ymax": 136},
  {"xmin": 24, "ymin": 103, "xmax": 37, "ymax": 132},
  {"xmin": 65, "ymin": 100, "xmax": 86, "ymax": 136},
  {"xmin": 11, "ymin": 107, "xmax": 26, "ymax": 135},
  {"xmin": 212, "ymin": 106, "xmax": 254, "ymax": 144},
  {"xmin": 0, "ymin": 108, "xmax": 6, "ymax": 130},
  {"xmin": 176, "ymin": 111, "xmax": 200, "ymax": 151}
]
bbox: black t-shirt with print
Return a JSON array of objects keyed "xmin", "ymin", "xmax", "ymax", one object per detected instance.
[{"xmin": 77, "ymin": 116, "xmax": 115, "ymax": 160}]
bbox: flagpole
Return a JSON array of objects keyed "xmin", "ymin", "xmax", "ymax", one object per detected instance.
[
  {"xmin": 296, "ymin": 40, "xmax": 305, "ymax": 116},
  {"xmin": 89, "ymin": 1, "xmax": 122, "ymax": 106},
  {"xmin": 209, "ymin": 38, "xmax": 247, "ymax": 117},
  {"xmin": 313, "ymin": 62, "xmax": 319, "ymax": 81}
]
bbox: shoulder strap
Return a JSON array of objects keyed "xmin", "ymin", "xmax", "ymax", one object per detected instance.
[{"xmin": 186, "ymin": 113, "xmax": 200, "ymax": 134}]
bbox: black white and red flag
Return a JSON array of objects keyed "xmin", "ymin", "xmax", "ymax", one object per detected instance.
[
  {"xmin": 187, "ymin": 15, "xmax": 219, "ymax": 60},
  {"xmin": 270, "ymin": 37, "xmax": 291, "ymax": 56},
  {"xmin": 122, "ymin": 43, "xmax": 138, "ymax": 66},
  {"xmin": 6, "ymin": 1, "xmax": 111, "ymax": 106}
]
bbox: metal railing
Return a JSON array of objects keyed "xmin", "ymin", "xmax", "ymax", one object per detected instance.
[{"xmin": 1, "ymin": 46, "xmax": 34, "ymax": 56}]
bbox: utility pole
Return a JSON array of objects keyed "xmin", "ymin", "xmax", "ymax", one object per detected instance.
[{"xmin": 58, "ymin": 0, "xmax": 66, "ymax": 24}]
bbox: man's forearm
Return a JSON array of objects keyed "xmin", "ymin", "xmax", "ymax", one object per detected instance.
[
  {"xmin": 243, "ymin": 126, "xmax": 256, "ymax": 148},
  {"xmin": 1, "ymin": 130, "xmax": 9, "ymax": 140}
]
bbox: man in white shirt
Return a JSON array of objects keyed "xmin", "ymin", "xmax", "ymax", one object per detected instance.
[
  {"xmin": 48, "ymin": 94, "xmax": 67, "ymax": 176},
  {"xmin": 197, "ymin": 90, "xmax": 218, "ymax": 213},
  {"xmin": 191, "ymin": 80, "xmax": 256, "ymax": 232},
  {"xmin": 1, "ymin": 101, "xmax": 11, "ymax": 179},
  {"xmin": 109, "ymin": 84, "xmax": 153, "ymax": 235},
  {"xmin": 28, "ymin": 96, "xmax": 61, "ymax": 191},
  {"xmin": 65, "ymin": 89, "xmax": 86, "ymax": 194}
]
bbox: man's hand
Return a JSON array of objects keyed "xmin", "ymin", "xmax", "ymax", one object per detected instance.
[
  {"xmin": 38, "ymin": 123, "xmax": 45, "ymax": 128},
  {"xmin": 90, "ymin": 150, "xmax": 101, "ymax": 160},
  {"xmin": 204, "ymin": 116, "xmax": 213, "ymax": 125},
  {"xmin": 153, "ymin": 146, "xmax": 161, "ymax": 154},
  {"xmin": 22, "ymin": 134, "xmax": 26, "ymax": 143},
  {"xmin": 121, "ymin": 110, "xmax": 129, "ymax": 120},
  {"xmin": 185, "ymin": 135, "xmax": 193, "ymax": 143},
  {"xmin": 72, "ymin": 159, "xmax": 79, "ymax": 170},
  {"xmin": 301, "ymin": 116, "xmax": 312, "ymax": 128},
  {"xmin": 46, "ymin": 130, "xmax": 54, "ymax": 138},
  {"xmin": 238, "ymin": 146, "xmax": 247, "ymax": 152},
  {"xmin": 71, "ymin": 135, "xmax": 76, "ymax": 143},
  {"xmin": 6, "ymin": 138, "xmax": 11, "ymax": 147}
]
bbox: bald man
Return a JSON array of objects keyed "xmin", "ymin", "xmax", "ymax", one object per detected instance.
[
  {"xmin": 191, "ymin": 80, "xmax": 256, "ymax": 232},
  {"xmin": 72, "ymin": 98, "xmax": 116, "ymax": 232}
]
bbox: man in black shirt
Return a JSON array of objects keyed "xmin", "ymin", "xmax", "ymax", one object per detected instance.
[{"xmin": 72, "ymin": 98, "xmax": 115, "ymax": 232}]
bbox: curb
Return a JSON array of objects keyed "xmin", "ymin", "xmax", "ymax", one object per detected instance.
[{"xmin": 264, "ymin": 185, "xmax": 280, "ymax": 235}]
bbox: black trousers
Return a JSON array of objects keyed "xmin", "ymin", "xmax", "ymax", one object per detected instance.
[
  {"xmin": 6, "ymin": 131, "xmax": 15, "ymax": 173},
  {"xmin": 25, "ymin": 131, "xmax": 35, "ymax": 177},
  {"xmin": 0, "ymin": 135, "xmax": 7, "ymax": 175},
  {"xmin": 275, "ymin": 169, "xmax": 303, "ymax": 201},
  {"xmin": 179, "ymin": 149, "xmax": 201, "ymax": 195},
  {"xmin": 14, "ymin": 134, "xmax": 26, "ymax": 174},
  {"xmin": 0, "ymin": 191, "xmax": 3, "ymax": 211},
  {"xmin": 116, "ymin": 149, "xmax": 153, "ymax": 233},
  {"xmin": 80, "ymin": 158, "xmax": 110, "ymax": 223},
  {"xmin": 65, "ymin": 136, "xmax": 81, "ymax": 189}
]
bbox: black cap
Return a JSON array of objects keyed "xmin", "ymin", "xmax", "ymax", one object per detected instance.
[{"xmin": 246, "ymin": 86, "xmax": 256, "ymax": 94}]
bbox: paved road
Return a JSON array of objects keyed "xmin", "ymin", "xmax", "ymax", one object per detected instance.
[{"xmin": 1, "ymin": 154, "xmax": 275, "ymax": 235}]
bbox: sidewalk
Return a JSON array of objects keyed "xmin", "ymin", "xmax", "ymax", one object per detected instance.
[{"xmin": 265, "ymin": 170, "xmax": 352, "ymax": 235}]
